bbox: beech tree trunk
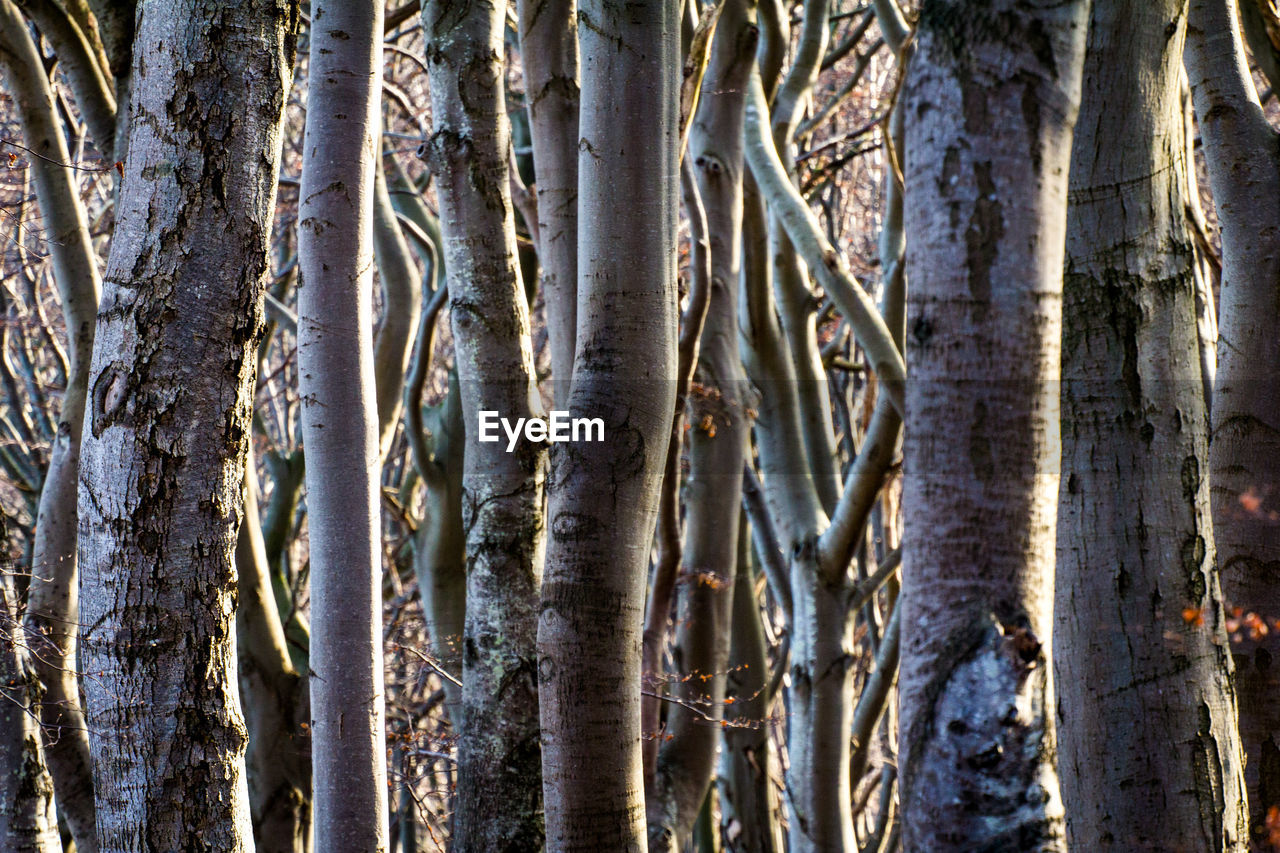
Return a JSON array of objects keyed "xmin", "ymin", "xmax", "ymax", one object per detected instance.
[
  {"xmin": 1055, "ymin": 3, "xmax": 1248, "ymax": 849},
  {"xmin": 647, "ymin": 2, "xmax": 753, "ymax": 847},
  {"xmin": 297, "ymin": 3, "xmax": 389, "ymax": 851},
  {"xmin": 0, "ymin": 2, "xmax": 99, "ymax": 848},
  {"xmin": 899, "ymin": 1, "xmax": 1088, "ymax": 849},
  {"xmin": 423, "ymin": 0, "xmax": 547, "ymax": 848},
  {"xmin": 516, "ymin": 0, "xmax": 579, "ymax": 403},
  {"xmin": 0, "ymin": 570, "xmax": 60, "ymax": 853},
  {"xmin": 75, "ymin": 2, "xmax": 294, "ymax": 850},
  {"xmin": 537, "ymin": 0, "xmax": 680, "ymax": 845},
  {"xmin": 1186, "ymin": 0, "xmax": 1280, "ymax": 832}
]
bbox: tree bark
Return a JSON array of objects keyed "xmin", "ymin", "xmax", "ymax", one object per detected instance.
[
  {"xmin": 422, "ymin": 0, "xmax": 547, "ymax": 848},
  {"xmin": 1186, "ymin": 0, "xmax": 1280, "ymax": 833},
  {"xmin": 297, "ymin": 3, "xmax": 389, "ymax": 852},
  {"xmin": 236, "ymin": 459, "xmax": 310, "ymax": 853},
  {"xmin": 646, "ymin": 3, "xmax": 753, "ymax": 847},
  {"xmin": 0, "ymin": 571, "xmax": 60, "ymax": 853},
  {"xmin": 76, "ymin": 0, "xmax": 294, "ymax": 849},
  {"xmin": 1055, "ymin": 3, "xmax": 1248, "ymax": 849},
  {"xmin": 0, "ymin": 2, "xmax": 99, "ymax": 848},
  {"xmin": 899, "ymin": 1, "xmax": 1089, "ymax": 849},
  {"xmin": 538, "ymin": 0, "xmax": 680, "ymax": 845},
  {"xmin": 516, "ymin": 0, "xmax": 579, "ymax": 404},
  {"xmin": 372, "ymin": 163, "xmax": 420, "ymax": 458}
]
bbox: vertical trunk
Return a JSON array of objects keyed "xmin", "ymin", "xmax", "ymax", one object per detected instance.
[
  {"xmin": 1055, "ymin": 3, "xmax": 1248, "ymax": 850},
  {"xmin": 1186, "ymin": 0, "xmax": 1280, "ymax": 831},
  {"xmin": 372, "ymin": 164, "xmax": 421, "ymax": 458},
  {"xmin": 236, "ymin": 460, "xmax": 311, "ymax": 853},
  {"xmin": 422, "ymin": 2, "xmax": 547, "ymax": 848},
  {"xmin": 76, "ymin": 1, "xmax": 294, "ymax": 849},
  {"xmin": 297, "ymin": 3, "xmax": 388, "ymax": 851},
  {"xmin": 538, "ymin": 0, "xmax": 680, "ymax": 844},
  {"xmin": 0, "ymin": 572, "xmax": 61, "ymax": 853},
  {"xmin": 0, "ymin": 2, "xmax": 99, "ymax": 849},
  {"xmin": 721, "ymin": 517, "xmax": 782, "ymax": 853},
  {"xmin": 516, "ymin": 0, "xmax": 579, "ymax": 404},
  {"xmin": 647, "ymin": 4, "xmax": 753, "ymax": 848},
  {"xmin": 899, "ymin": 1, "xmax": 1088, "ymax": 849}
]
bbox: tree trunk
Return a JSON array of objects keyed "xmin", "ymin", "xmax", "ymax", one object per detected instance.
[
  {"xmin": 76, "ymin": 1, "xmax": 294, "ymax": 848},
  {"xmin": 1055, "ymin": 3, "xmax": 1248, "ymax": 849},
  {"xmin": 372, "ymin": 163, "xmax": 421, "ymax": 459},
  {"xmin": 720, "ymin": 517, "xmax": 782, "ymax": 853},
  {"xmin": 899, "ymin": 1, "xmax": 1088, "ymax": 849},
  {"xmin": 236, "ymin": 459, "xmax": 311, "ymax": 853},
  {"xmin": 516, "ymin": 0, "xmax": 579, "ymax": 404},
  {"xmin": 647, "ymin": 3, "xmax": 753, "ymax": 847},
  {"xmin": 422, "ymin": 1, "xmax": 547, "ymax": 848},
  {"xmin": 297, "ymin": 3, "xmax": 389, "ymax": 852},
  {"xmin": 1186, "ymin": 0, "xmax": 1280, "ymax": 833},
  {"xmin": 0, "ymin": 571, "xmax": 61, "ymax": 853},
  {"xmin": 538, "ymin": 0, "xmax": 680, "ymax": 844},
  {"xmin": 0, "ymin": 2, "xmax": 99, "ymax": 848}
]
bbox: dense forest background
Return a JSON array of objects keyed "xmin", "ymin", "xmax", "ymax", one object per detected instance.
[{"xmin": 1, "ymin": 0, "xmax": 1279, "ymax": 851}]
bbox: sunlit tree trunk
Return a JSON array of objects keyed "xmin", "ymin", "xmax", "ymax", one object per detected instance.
[
  {"xmin": 423, "ymin": 0, "xmax": 547, "ymax": 847},
  {"xmin": 297, "ymin": 2, "xmax": 388, "ymax": 851},
  {"xmin": 1187, "ymin": 0, "xmax": 1280, "ymax": 832},
  {"xmin": 1055, "ymin": 3, "xmax": 1248, "ymax": 849},
  {"xmin": 899, "ymin": 1, "xmax": 1089, "ymax": 848},
  {"xmin": 538, "ymin": 0, "xmax": 680, "ymax": 845},
  {"xmin": 0, "ymin": 2, "xmax": 99, "ymax": 849},
  {"xmin": 76, "ymin": 0, "xmax": 295, "ymax": 849}
]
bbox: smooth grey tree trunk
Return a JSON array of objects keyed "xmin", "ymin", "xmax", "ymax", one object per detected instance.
[
  {"xmin": 422, "ymin": 1, "xmax": 547, "ymax": 848},
  {"xmin": 538, "ymin": 0, "xmax": 680, "ymax": 845},
  {"xmin": 899, "ymin": 1, "xmax": 1088, "ymax": 849},
  {"xmin": 516, "ymin": 0, "xmax": 579, "ymax": 404},
  {"xmin": 647, "ymin": 2, "xmax": 753, "ymax": 847},
  {"xmin": 1186, "ymin": 0, "xmax": 1280, "ymax": 832},
  {"xmin": 235, "ymin": 460, "xmax": 310, "ymax": 853},
  {"xmin": 76, "ymin": 1, "xmax": 294, "ymax": 849},
  {"xmin": 1055, "ymin": 3, "xmax": 1248, "ymax": 849},
  {"xmin": 372, "ymin": 164, "xmax": 420, "ymax": 458},
  {"xmin": 0, "ymin": 2, "xmax": 99, "ymax": 848},
  {"xmin": 297, "ymin": 3, "xmax": 389, "ymax": 852}
]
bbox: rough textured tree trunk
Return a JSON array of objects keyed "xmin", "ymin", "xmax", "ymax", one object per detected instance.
[
  {"xmin": 0, "ymin": 570, "xmax": 61, "ymax": 853},
  {"xmin": 899, "ymin": 1, "xmax": 1088, "ymax": 849},
  {"xmin": 422, "ymin": 1, "xmax": 546, "ymax": 848},
  {"xmin": 646, "ymin": 4, "xmax": 753, "ymax": 848},
  {"xmin": 1055, "ymin": 3, "xmax": 1248, "ymax": 849},
  {"xmin": 516, "ymin": 0, "xmax": 578, "ymax": 404},
  {"xmin": 1186, "ymin": 0, "xmax": 1280, "ymax": 833},
  {"xmin": 537, "ymin": 0, "xmax": 680, "ymax": 845},
  {"xmin": 76, "ymin": 1, "xmax": 294, "ymax": 849},
  {"xmin": 297, "ymin": 3, "xmax": 388, "ymax": 852},
  {"xmin": 0, "ymin": 2, "xmax": 99, "ymax": 848}
]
